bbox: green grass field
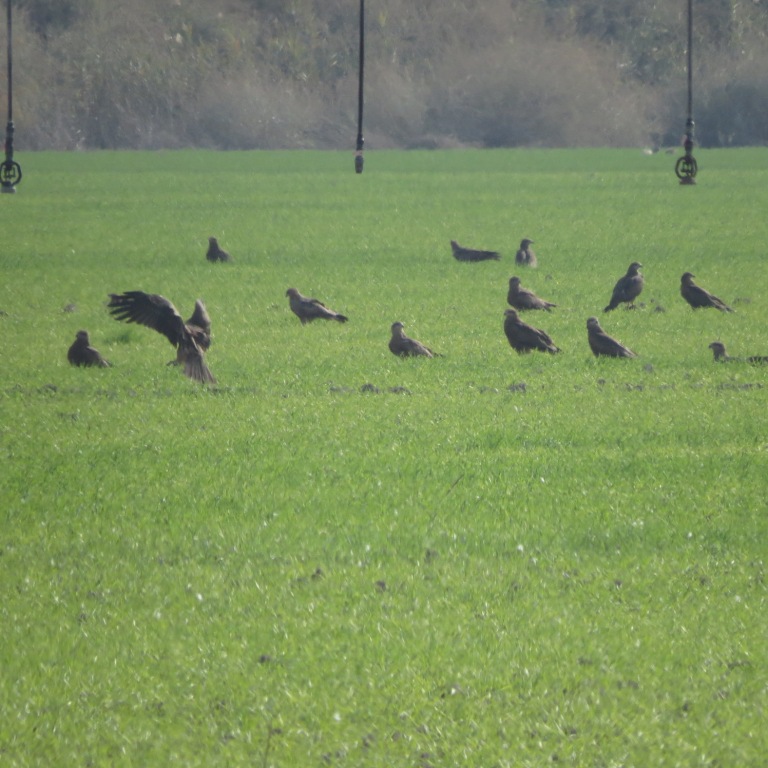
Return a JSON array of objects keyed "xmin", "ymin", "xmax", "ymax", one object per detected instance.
[{"xmin": 2, "ymin": 148, "xmax": 767, "ymax": 766}]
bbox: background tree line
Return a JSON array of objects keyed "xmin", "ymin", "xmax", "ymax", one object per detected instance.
[{"xmin": 7, "ymin": 0, "xmax": 768, "ymax": 150}]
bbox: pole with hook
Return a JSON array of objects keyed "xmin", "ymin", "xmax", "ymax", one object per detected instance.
[
  {"xmin": 2, "ymin": 0, "xmax": 22, "ymax": 192},
  {"xmin": 675, "ymin": 0, "xmax": 697, "ymax": 184},
  {"xmin": 354, "ymin": 0, "xmax": 365, "ymax": 173}
]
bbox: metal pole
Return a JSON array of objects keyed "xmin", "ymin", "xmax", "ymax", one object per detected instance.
[
  {"xmin": 6, "ymin": 0, "xmax": 11, "ymax": 120},
  {"xmin": 675, "ymin": 0, "xmax": 697, "ymax": 184},
  {"xmin": 354, "ymin": 0, "xmax": 364, "ymax": 174},
  {"xmin": 2, "ymin": 0, "xmax": 22, "ymax": 192}
]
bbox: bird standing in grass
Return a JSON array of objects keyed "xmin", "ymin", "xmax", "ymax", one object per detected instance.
[
  {"xmin": 67, "ymin": 330, "xmax": 111, "ymax": 367},
  {"xmin": 515, "ymin": 238, "xmax": 537, "ymax": 267},
  {"xmin": 604, "ymin": 262, "xmax": 644, "ymax": 312},
  {"xmin": 680, "ymin": 272, "xmax": 733, "ymax": 312},
  {"xmin": 389, "ymin": 322, "xmax": 440, "ymax": 358},
  {"xmin": 503, "ymin": 308, "xmax": 560, "ymax": 354},
  {"xmin": 107, "ymin": 291, "xmax": 215, "ymax": 384},
  {"xmin": 708, "ymin": 341, "xmax": 767, "ymax": 363},
  {"xmin": 507, "ymin": 276, "xmax": 556, "ymax": 311},
  {"xmin": 586, "ymin": 316, "xmax": 637, "ymax": 358},
  {"xmin": 450, "ymin": 240, "xmax": 500, "ymax": 262},
  {"xmin": 286, "ymin": 288, "xmax": 349, "ymax": 324},
  {"xmin": 206, "ymin": 236, "xmax": 232, "ymax": 262}
]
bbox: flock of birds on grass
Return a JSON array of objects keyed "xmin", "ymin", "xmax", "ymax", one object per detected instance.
[{"xmin": 67, "ymin": 236, "xmax": 766, "ymax": 384}]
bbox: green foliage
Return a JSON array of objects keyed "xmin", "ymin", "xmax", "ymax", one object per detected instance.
[
  {"xmin": 7, "ymin": 0, "xmax": 768, "ymax": 150},
  {"xmin": 1, "ymin": 149, "xmax": 767, "ymax": 765}
]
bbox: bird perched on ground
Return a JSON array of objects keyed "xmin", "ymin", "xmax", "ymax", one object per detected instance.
[
  {"xmin": 206, "ymin": 236, "xmax": 232, "ymax": 263},
  {"xmin": 708, "ymin": 341, "xmax": 768, "ymax": 364},
  {"xmin": 107, "ymin": 291, "xmax": 215, "ymax": 384},
  {"xmin": 604, "ymin": 261, "xmax": 644, "ymax": 312},
  {"xmin": 503, "ymin": 308, "xmax": 560, "ymax": 354},
  {"xmin": 680, "ymin": 272, "xmax": 733, "ymax": 312},
  {"xmin": 286, "ymin": 288, "xmax": 348, "ymax": 324},
  {"xmin": 67, "ymin": 330, "xmax": 111, "ymax": 367},
  {"xmin": 515, "ymin": 238, "xmax": 537, "ymax": 267},
  {"xmin": 586, "ymin": 316, "xmax": 637, "ymax": 358},
  {"xmin": 507, "ymin": 276, "xmax": 556, "ymax": 311},
  {"xmin": 389, "ymin": 321, "xmax": 440, "ymax": 358},
  {"xmin": 450, "ymin": 240, "xmax": 500, "ymax": 262}
]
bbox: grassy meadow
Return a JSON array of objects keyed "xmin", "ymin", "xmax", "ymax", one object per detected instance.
[{"xmin": 1, "ymin": 148, "xmax": 767, "ymax": 766}]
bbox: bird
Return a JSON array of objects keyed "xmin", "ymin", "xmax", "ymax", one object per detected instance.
[
  {"xmin": 680, "ymin": 272, "xmax": 733, "ymax": 312},
  {"xmin": 107, "ymin": 291, "xmax": 215, "ymax": 384},
  {"xmin": 67, "ymin": 330, "xmax": 111, "ymax": 367},
  {"xmin": 206, "ymin": 236, "xmax": 232, "ymax": 263},
  {"xmin": 286, "ymin": 288, "xmax": 348, "ymax": 324},
  {"xmin": 389, "ymin": 322, "xmax": 440, "ymax": 358},
  {"xmin": 515, "ymin": 238, "xmax": 537, "ymax": 267},
  {"xmin": 708, "ymin": 341, "xmax": 768, "ymax": 364},
  {"xmin": 503, "ymin": 308, "xmax": 560, "ymax": 354},
  {"xmin": 604, "ymin": 262, "xmax": 644, "ymax": 312},
  {"xmin": 586, "ymin": 316, "xmax": 637, "ymax": 358},
  {"xmin": 507, "ymin": 276, "xmax": 556, "ymax": 311},
  {"xmin": 450, "ymin": 240, "xmax": 500, "ymax": 262}
]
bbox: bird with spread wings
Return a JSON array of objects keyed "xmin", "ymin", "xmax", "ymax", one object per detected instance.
[{"xmin": 107, "ymin": 291, "xmax": 216, "ymax": 384}]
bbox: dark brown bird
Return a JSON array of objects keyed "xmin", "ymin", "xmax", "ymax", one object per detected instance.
[
  {"xmin": 680, "ymin": 272, "xmax": 733, "ymax": 312},
  {"xmin": 587, "ymin": 316, "xmax": 637, "ymax": 358},
  {"xmin": 503, "ymin": 308, "xmax": 560, "ymax": 354},
  {"xmin": 604, "ymin": 261, "xmax": 644, "ymax": 312},
  {"xmin": 450, "ymin": 240, "xmax": 500, "ymax": 262},
  {"xmin": 708, "ymin": 341, "xmax": 768, "ymax": 364},
  {"xmin": 389, "ymin": 322, "xmax": 439, "ymax": 358},
  {"xmin": 507, "ymin": 276, "xmax": 556, "ymax": 311},
  {"xmin": 286, "ymin": 288, "xmax": 348, "ymax": 324},
  {"xmin": 107, "ymin": 291, "xmax": 215, "ymax": 384},
  {"xmin": 515, "ymin": 238, "xmax": 537, "ymax": 267},
  {"xmin": 206, "ymin": 236, "xmax": 232, "ymax": 263},
  {"xmin": 67, "ymin": 330, "xmax": 111, "ymax": 368}
]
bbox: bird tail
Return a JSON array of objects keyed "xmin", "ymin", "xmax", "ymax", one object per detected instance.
[
  {"xmin": 180, "ymin": 345, "xmax": 216, "ymax": 384},
  {"xmin": 184, "ymin": 356, "xmax": 217, "ymax": 385},
  {"xmin": 335, "ymin": 314, "xmax": 349, "ymax": 323}
]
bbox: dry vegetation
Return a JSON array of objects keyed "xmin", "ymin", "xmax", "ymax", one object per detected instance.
[{"xmin": 8, "ymin": 0, "xmax": 768, "ymax": 150}]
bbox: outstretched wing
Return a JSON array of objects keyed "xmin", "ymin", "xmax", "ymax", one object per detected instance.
[{"xmin": 108, "ymin": 291, "xmax": 186, "ymax": 347}]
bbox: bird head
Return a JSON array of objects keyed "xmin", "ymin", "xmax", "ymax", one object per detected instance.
[
  {"xmin": 391, "ymin": 321, "xmax": 405, "ymax": 334},
  {"xmin": 586, "ymin": 317, "xmax": 601, "ymax": 331},
  {"xmin": 629, "ymin": 262, "xmax": 643, "ymax": 273},
  {"xmin": 520, "ymin": 238, "xmax": 534, "ymax": 248},
  {"xmin": 286, "ymin": 288, "xmax": 299, "ymax": 298},
  {"xmin": 708, "ymin": 341, "xmax": 726, "ymax": 357},
  {"xmin": 681, "ymin": 272, "xmax": 695, "ymax": 283},
  {"xmin": 76, "ymin": 330, "xmax": 90, "ymax": 343},
  {"xmin": 504, "ymin": 309, "xmax": 519, "ymax": 319},
  {"xmin": 509, "ymin": 276, "xmax": 521, "ymax": 288}
]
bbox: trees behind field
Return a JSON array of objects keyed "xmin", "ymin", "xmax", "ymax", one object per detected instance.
[{"xmin": 8, "ymin": 0, "xmax": 768, "ymax": 150}]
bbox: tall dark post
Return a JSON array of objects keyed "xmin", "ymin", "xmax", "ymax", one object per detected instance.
[
  {"xmin": 2, "ymin": 0, "xmax": 22, "ymax": 193},
  {"xmin": 354, "ymin": 0, "xmax": 365, "ymax": 174},
  {"xmin": 675, "ymin": 0, "xmax": 697, "ymax": 185}
]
